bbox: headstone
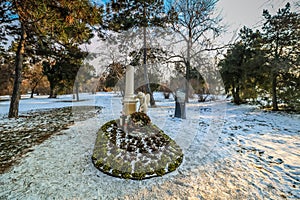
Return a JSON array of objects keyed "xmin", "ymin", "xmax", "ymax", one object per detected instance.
[{"xmin": 174, "ymin": 90, "xmax": 186, "ymax": 119}]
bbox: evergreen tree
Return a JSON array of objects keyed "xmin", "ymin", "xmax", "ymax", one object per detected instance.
[
  {"xmin": 106, "ymin": 0, "xmax": 168, "ymax": 106},
  {"xmin": 42, "ymin": 45, "xmax": 87, "ymax": 99},
  {"xmin": 261, "ymin": 3, "xmax": 300, "ymax": 110},
  {"xmin": 219, "ymin": 42, "xmax": 248, "ymax": 104},
  {"xmin": 0, "ymin": 0, "xmax": 102, "ymax": 117},
  {"xmin": 0, "ymin": 48, "xmax": 15, "ymax": 96},
  {"xmin": 219, "ymin": 27, "xmax": 267, "ymax": 104},
  {"xmin": 219, "ymin": 3, "xmax": 299, "ymax": 110}
]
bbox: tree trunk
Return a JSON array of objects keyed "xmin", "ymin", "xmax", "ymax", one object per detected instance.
[
  {"xmin": 185, "ymin": 61, "xmax": 190, "ymax": 103},
  {"xmin": 235, "ymin": 86, "xmax": 241, "ymax": 105},
  {"xmin": 185, "ymin": 36, "xmax": 191, "ymax": 103},
  {"xmin": 142, "ymin": 5, "xmax": 155, "ymax": 106},
  {"xmin": 49, "ymin": 82, "xmax": 57, "ymax": 98},
  {"xmin": 231, "ymin": 80, "xmax": 241, "ymax": 105},
  {"xmin": 30, "ymin": 89, "xmax": 34, "ymax": 98},
  {"xmin": 75, "ymin": 82, "xmax": 80, "ymax": 101},
  {"xmin": 272, "ymin": 73, "xmax": 279, "ymax": 111},
  {"xmin": 8, "ymin": 25, "xmax": 27, "ymax": 118},
  {"xmin": 30, "ymin": 82, "xmax": 39, "ymax": 98}
]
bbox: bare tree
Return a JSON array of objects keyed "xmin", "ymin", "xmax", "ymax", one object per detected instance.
[{"xmin": 166, "ymin": 0, "xmax": 223, "ymax": 102}]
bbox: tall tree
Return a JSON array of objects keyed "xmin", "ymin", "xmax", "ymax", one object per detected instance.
[
  {"xmin": 41, "ymin": 44, "xmax": 88, "ymax": 99},
  {"xmin": 219, "ymin": 3, "xmax": 299, "ymax": 110},
  {"xmin": 106, "ymin": 0, "xmax": 168, "ymax": 106},
  {"xmin": 261, "ymin": 2, "xmax": 300, "ymax": 110},
  {"xmin": 219, "ymin": 27, "xmax": 266, "ymax": 104},
  {"xmin": 166, "ymin": 0, "xmax": 223, "ymax": 102},
  {"xmin": 0, "ymin": 0, "xmax": 102, "ymax": 118}
]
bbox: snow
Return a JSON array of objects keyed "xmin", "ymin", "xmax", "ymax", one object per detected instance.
[
  {"xmin": 0, "ymin": 93, "xmax": 100, "ymax": 117},
  {"xmin": 0, "ymin": 92, "xmax": 299, "ymax": 199}
]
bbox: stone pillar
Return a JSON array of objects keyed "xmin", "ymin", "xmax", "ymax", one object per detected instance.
[{"xmin": 122, "ymin": 65, "xmax": 137, "ymax": 116}]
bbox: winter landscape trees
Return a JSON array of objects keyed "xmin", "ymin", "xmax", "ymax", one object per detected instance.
[
  {"xmin": 0, "ymin": 0, "xmax": 102, "ymax": 117},
  {"xmin": 219, "ymin": 3, "xmax": 299, "ymax": 111},
  {"xmin": 166, "ymin": 0, "xmax": 223, "ymax": 102},
  {"xmin": 0, "ymin": 0, "xmax": 300, "ymax": 198},
  {"xmin": 0, "ymin": 0, "xmax": 299, "ymax": 119},
  {"xmin": 105, "ymin": 0, "xmax": 169, "ymax": 106}
]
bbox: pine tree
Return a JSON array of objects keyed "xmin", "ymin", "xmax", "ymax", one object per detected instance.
[
  {"xmin": 0, "ymin": 0, "xmax": 102, "ymax": 117},
  {"xmin": 106, "ymin": 0, "xmax": 168, "ymax": 106},
  {"xmin": 0, "ymin": 49, "xmax": 15, "ymax": 96},
  {"xmin": 219, "ymin": 27, "xmax": 266, "ymax": 104},
  {"xmin": 261, "ymin": 3, "xmax": 300, "ymax": 110},
  {"xmin": 219, "ymin": 3, "xmax": 299, "ymax": 110}
]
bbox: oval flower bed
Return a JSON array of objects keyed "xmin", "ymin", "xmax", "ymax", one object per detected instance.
[{"xmin": 92, "ymin": 112, "xmax": 183, "ymax": 180}]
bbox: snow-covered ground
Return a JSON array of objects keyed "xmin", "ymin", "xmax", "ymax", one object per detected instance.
[
  {"xmin": 0, "ymin": 92, "xmax": 299, "ymax": 199},
  {"xmin": 0, "ymin": 93, "xmax": 98, "ymax": 116}
]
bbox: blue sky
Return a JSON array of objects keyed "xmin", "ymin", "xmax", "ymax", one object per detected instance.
[
  {"xmin": 3, "ymin": 0, "xmax": 298, "ymax": 48},
  {"xmin": 94, "ymin": 0, "xmax": 298, "ymax": 43}
]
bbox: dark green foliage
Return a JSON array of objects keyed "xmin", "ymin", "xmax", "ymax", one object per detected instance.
[
  {"xmin": 95, "ymin": 159, "xmax": 104, "ymax": 168},
  {"xmin": 121, "ymin": 172, "xmax": 131, "ymax": 179},
  {"xmin": 260, "ymin": 3, "xmax": 300, "ymax": 111},
  {"xmin": 101, "ymin": 120, "xmax": 117, "ymax": 131},
  {"xmin": 1, "ymin": 0, "xmax": 103, "ymax": 117},
  {"xmin": 219, "ymin": 3, "xmax": 299, "ymax": 111},
  {"xmin": 277, "ymin": 73, "xmax": 300, "ymax": 111},
  {"xmin": 105, "ymin": 0, "xmax": 169, "ymax": 106},
  {"xmin": 102, "ymin": 164, "xmax": 111, "ymax": 172},
  {"xmin": 106, "ymin": 0, "xmax": 167, "ymax": 31},
  {"xmin": 168, "ymin": 163, "xmax": 177, "ymax": 172},
  {"xmin": 219, "ymin": 28, "xmax": 266, "ymax": 105},
  {"xmin": 132, "ymin": 172, "xmax": 146, "ymax": 180},
  {"xmin": 112, "ymin": 169, "xmax": 122, "ymax": 177},
  {"xmin": 40, "ymin": 39, "xmax": 95, "ymax": 98},
  {"xmin": 129, "ymin": 48, "xmax": 167, "ymax": 66}
]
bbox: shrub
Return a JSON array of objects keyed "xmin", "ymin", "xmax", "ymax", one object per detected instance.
[
  {"xmin": 92, "ymin": 119, "xmax": 184, "ymax": 180},
  {"xmin": 129, "ymin": 112, "xmax": 151, "ymax": 126},
  {"xmin": 121, "ymin": 172, "xmax": 131, "ymax": 179},
  {"xmin": 156, "ymin": 168, "xmax": 166, "ymax": 176}
]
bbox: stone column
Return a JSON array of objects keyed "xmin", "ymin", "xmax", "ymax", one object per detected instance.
[{"xmin": 122, "ymin": 65, "xmax": 137, "ymax": 116}]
